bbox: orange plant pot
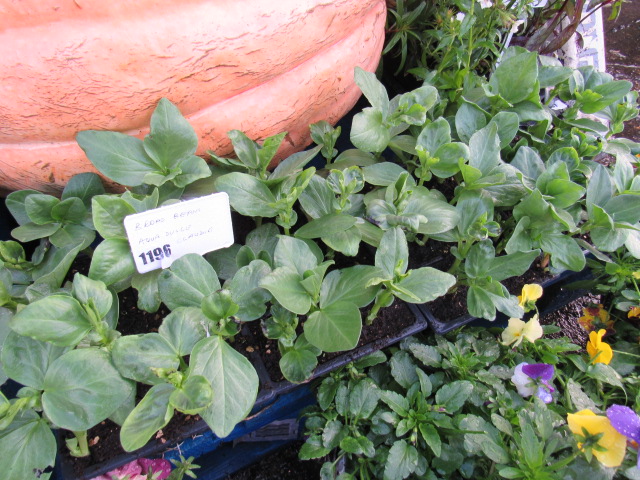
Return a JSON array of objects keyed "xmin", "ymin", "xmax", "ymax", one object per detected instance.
[{"xmin": 0, "ymin": 0, "xmax": 386, "ymax": 194}]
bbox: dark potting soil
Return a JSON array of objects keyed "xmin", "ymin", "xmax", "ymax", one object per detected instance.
[
  {"xmin": 246, "ymin": 301, "xmax": 418, "ymax": 383},
  {"xmin": 539, "ymin": 293, "xmax": 599, "ymax": 348},
  {"xmin": 225, "ymin": 440, "xmax": 324, "ymax": 480}
]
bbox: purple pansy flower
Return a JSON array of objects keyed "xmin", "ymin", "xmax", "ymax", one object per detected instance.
[
  {"xmin": 607, "ymin": 404, "xmax": 640, "ymax": 467},
  {"xmin": 511, "ymin": 362, "xmax": 555, "ymax": 404}
]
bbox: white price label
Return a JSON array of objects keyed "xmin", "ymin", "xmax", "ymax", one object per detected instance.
[{"xmin": 123, "ymin": 193, "xmax": 234, "ymax": 274}]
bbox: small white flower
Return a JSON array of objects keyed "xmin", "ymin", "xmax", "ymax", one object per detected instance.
[
  {"xmin": 510, "ymin": 19, "xmax": 524, "ymax": 34},
  {"xmin": 530, "ymin": 0, "xmax": 548, "ymax": 8},
  {"xmin": 479, "ymin": 0, "xmax": 492, "ymax": 8},
  {"xmin": 455, "ymin": 12, "xmax": 465, "ymax": 22}
]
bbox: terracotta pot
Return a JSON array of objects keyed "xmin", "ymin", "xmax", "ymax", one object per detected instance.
[{"xmin": 0, "ymin": 0, "xmax": 386, "ymax": 194}]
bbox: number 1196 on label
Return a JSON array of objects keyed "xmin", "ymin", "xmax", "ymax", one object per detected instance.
[{"xmin": 138, "ymin": 244, "xmax": 172, "ymax": 266}]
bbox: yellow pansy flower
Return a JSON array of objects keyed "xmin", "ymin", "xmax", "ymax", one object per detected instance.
[
  {"xmin": 501, "ymin": 315, "xmax": 543, "ymax": 347},
  {"xmin": 567, "ymin": 409, "xmax": 627, "ymax": 468},
  {"xmin": 517, "ymin": 284, "xmax": 543, "ymax": 312},
  {"xmin": 578, "ymin": 304, "xmax": 613, "ymax": 333},
  {"xmin": 586, "ymin": 329, "xmax": 613, "ymax": 365},
  {"xmin": 628, "ymin": 306, "xmax": 640, "ymax": 319}
]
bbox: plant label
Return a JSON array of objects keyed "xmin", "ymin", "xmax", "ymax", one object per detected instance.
[{"xmin": 124, "ymin": 193, "xmax": 234, "ymax": 273}]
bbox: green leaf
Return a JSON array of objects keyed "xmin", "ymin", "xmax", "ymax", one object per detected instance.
[
  {"xmin": 49, "ymin": 224, "xmax": 95, "ymax": 249},
  {"xmin": 72, "ymin": 273, "xmax": 113, "ymax": 318},
  {"xmin": 430, "ymin": 142, "xmax": 468, "ymax": 179},
  {"xmin": 170, "ymin": 374, "xmax": 213, "ymax": 415},
  {"xmin": 318, "ymin": 377, "xmax": 340, "ymax": 411},
  {"xmin": 10, "ymin": 295, "xmax": 92, "ymax": 347},
  {"xmin": 299, "ymin": 435, "xmax": 331, "ymax": 460},
  {"xmin": 322, "ymin": 419, "xmax": 347, "ymax": 449},
  {"xmin": 498, "ymin": 467, "xmax": 525, "ymax": 479},
  {"xmin": 191, "ymin": 336, "xmax": 259, "ymax": 438},
  {"xmin": 349, "ymin": 378, "xmax": 379, "ymax": 419},
  {"xmin": 408, "ymin": 343, "xmax": 442, "ymax": 368},
  {"xmin": 215, "ymin": 172, "xmax": 278, "ymax": 217},
  {"xmin": 432, "ymin": 446, "xmax": 464, "ymax": 475},
  {"xmin": 322, "ymin": 227, "xmax": 362, "ymax": 257},
  {"xmin": 120, "ymin": 383, "xmax": 175, "ymax": 452},
  {"xmin": 158, "ymin": 307, "xmax": 205, "ymax": 356},
  {"xmin": 539, "ymin": 234, "xmax": 586, "ymax": 272},
  {"xmin": 111, "ymin": 333, "xmax": 180, "ymax": 384},
  {"xmin": 0, "ymin": 411, "xmax": 56, "ymax": 480},
  {"xmin": 604, "ymin": 195, "xmax": 640, "ymax": 224},
  {"xmin": 351, "ymin": 108, "xmax": 391, "ymax": 153},
  {"xmin": 417, "ymin": 117, "xmax": 451, "ymax": 154},
  {"xmin": 298, "ymin": 175, "xmax": 334, "ymax": 219},
  {"xmin": 362, "ymin": 162, "xmax": 408, "ymax": 186},
  {"xmin": 379, "ymin": 390, "xmax": 409, "ymax": 416},
  {"xmin": 320, "ymin": 265, "xmax": 380, "ymax": 308},
  {"xmin": 61, "ymin": 172, "xmax": 105, "ymax": 207},
  {"xmin": 158, "ymin": 254, "xmax": 220, "ymax": 310},
  {"xmin": 273, "ymin": 236, "xmax": 319, "ymax": 275},
  {"xmin": 143, "ymin": 98, "xmax": 198, "ymax": 168},
  {"xmin": 305, "ymin": 301, "xmax": 361, "ymax": 352},
  {"xmin": 31, "ymin": 242, "xmax": 83, "ymax": 290},
  {"xmin": 1, "ymin": 331, "xmax": 68, "ymax": 390},
  {"xmin": 455, "ymin": 101, "xmax": 487, "ymax": 144},
  {"xmin": 419, "ymin": 423, "xmax": 441, "ymax": 456},
  {"xmin": 484, "ymin": 250, "xmax": 539, "ymax": 283},
  {"xmin": 384, "ymin": 440, "xmax": 418, "ymax": 480},
  {"xmin": 5, "ymin": 190, "xmax": 42, "ymax": 225},
  {"xmin": 435, "ymin": 380, "xmax": 473, "ymax": 413},
  {"xmin": 587, "ymin": 363, "xmax": 624, "ymax": 389},
  {"xmin": 295, "ymin": 214, "xmax": 357, "ymax": 239},
  {"xmin": 393, "ymin": 267, "xmax": 456, "ymax": 303},
  {"xmin": 228, "ymin": 260, "xmax": 272, "ymax": 321},
  {"xmin": 51, "ymin": 197, "xmax": 87, "ymax": 224},
  {"xmin": 173, "ymin": 155, "xmax": 211, "ymax": 187},
  {"xmin": 581, "ymin": 80, "xmax": 632, "ymax": 114},
  {"xmin": 77, "ymin": 130, "xmax": 158, "ymax": 186},
  {"xmin": 89, "ymin": 238, "xmax": 136, "ymax": 286},
  {"xmin": 43, "ymin": 348, "xmax": 135, "ymax": 431},
  {"xmin": 493, "ymin": 51, "xmax": 538, "ymax": 104},
  {"xmin": 538, "ymin": 65, "xmax": 572, "ymax": 88},
  {"xmin": 24, "ymin": 194, "xmax": 59, "ymax": 225},
  {"xmin": 206, "ymin": 244, "xmax": 242, "ymax": 281},
  {"xmin": 131, "ymin": 270, "xmax": 162, "ymax": 312},
  {"xmin": 469, "ymin": 123, "xmax": 500, "ymax": 173},
  {"xmin": 586, "ymin": 164, "xmax": 614, "ymax": 213},
  {"xmin": 260, "ymin": 267, "xmax": 311, "ymax": 315},
  {"xmin": 11, "ymin": 222, "xmax": 60, "ymax": 243},
  {"xmin": 202, "ymin": 290, "xmax": 238, "ymax": 322},
  {"xmin": 489, "ymin": 112, "xmax": 520, "ymax": 149},
  {"xmin": 92, "ymin": 195, "xmax": 136, "ymax": 239},
  {"xmin": 376, "ymin": 227, "xmax": 409, "ymax": 277},
  {"xmin": 280, "ymin": 343, "xmax": 318, "ymax": 383},
  {"xmin": 354, "ymin": 67, "xmax": 389, "ymax": 117},
  {"xmin": 566, "ymin": 379, "xmax": 600, "ymax": 412},
  {"xmin": 271, "ymin": 146, "xmax": 322, "ymax": 180},
  {"xmin": 390, "ymin": 350, "xmax": 418, "ymax": 389}
]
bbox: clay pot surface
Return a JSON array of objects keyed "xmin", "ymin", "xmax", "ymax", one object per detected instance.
[{"xmin": 0, "ymin": 0, "xmax": 386, "ymax": 194}]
